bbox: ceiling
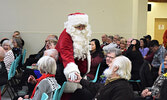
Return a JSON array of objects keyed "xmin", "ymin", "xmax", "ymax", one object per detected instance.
[{"xmin": 148, "ymin": 0, "xmax": 167, "ymax": 2}]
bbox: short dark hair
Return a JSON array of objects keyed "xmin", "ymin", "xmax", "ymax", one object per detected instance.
[
  {"xmin": 150, "ymin": 40, "xmax": 159, "ymax": 47},
  {"xmin": 144, "ymin": 35, "xmax": 151, "ymax": 40}
]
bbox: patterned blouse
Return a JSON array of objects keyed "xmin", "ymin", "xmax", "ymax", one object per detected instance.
[{"xmin": 4, "ymin": 50, "xmax": 15, "ymax": 73}]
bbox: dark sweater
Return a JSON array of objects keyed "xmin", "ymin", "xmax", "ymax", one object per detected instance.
[{"xmin": 80, "ymin": 78, "xmax": 134, "ymax": 100}]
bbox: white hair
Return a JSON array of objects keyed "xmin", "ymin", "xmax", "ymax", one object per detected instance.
[
  {"xmin": 37, "ymin": 56, "xmax": 57, "ymax": 74},
  {"xmin": 44, "ymin": 49, "xmax": 58, "ymax": 60},
  {"xmin": 2, "ymin": 40, "xmax": 14, "ymax": 48},
  {"xmin": 112, "ymin": 56, "xmax": 132, "ymax": 80}
]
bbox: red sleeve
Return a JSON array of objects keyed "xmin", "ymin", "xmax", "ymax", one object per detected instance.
[{"xmin": 56, "ymin": 29, "xmax": 75, "ymax": 68}]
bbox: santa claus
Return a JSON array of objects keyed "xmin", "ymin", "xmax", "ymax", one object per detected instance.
[{"xmin": 55, "ymin": 13, "xmax": 92, "ymax": 92}]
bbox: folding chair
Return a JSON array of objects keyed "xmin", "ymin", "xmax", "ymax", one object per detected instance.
[
  {"xmin": 22, "ymin": 49, "xmax": 26, "ymax": 65},
  {"xmin": 57, "ymin": 81, "xmax": 67, "ymax": 100},
  {"xmin": 129, "ymin": 79, "xmax": 141, "ymax": 95},
  {"xmin": 90, "ymin": 63, "xmax": 101, "ymax": 83},
  {"xmin": 41, "ymin": 93, "xmax": 48, "ymax": 100},
  {"xmin": 52, "ymin": 85, "xmax": 61, "ymax": 100}
]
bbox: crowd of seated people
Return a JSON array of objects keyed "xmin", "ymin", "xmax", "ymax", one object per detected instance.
[{"xmin": 1, "ymin": 29, "xmax": 167, "ymax": 100}]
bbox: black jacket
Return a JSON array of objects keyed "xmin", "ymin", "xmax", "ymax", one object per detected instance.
[{"xmin": 80, "ymin": 78, "xmax": 134, "ymax": 100}]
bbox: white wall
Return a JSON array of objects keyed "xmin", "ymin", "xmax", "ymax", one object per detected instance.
[
  {"xmin": 0, "ymin": 0, "xmax": 147, "ymax": 58},
  {"xmin": 147, "ymin": 2, "xmax": 167, "ymax": 39}
]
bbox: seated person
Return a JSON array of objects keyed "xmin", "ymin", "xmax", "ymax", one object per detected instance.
[
  {"xmin": 98, "ymin": 48, "xmax": 122, "ymax": 84},
  {"xmin": 158, "ymin": 53, "xmax": 167, "ymax": 75},
  {"xmin": 12, "ymin": 31, "xmax": 24, "ymax": 47},
  {"xmin": 12, "ymin": 37, "xmax": 23, "ymax": 58},
  {"xmin": 87, "ymin": 39, "xmax": 104, "ymax": 80},
  {"xmin": 23, "ymin": 34, "xmax": 57, "ymax": 69},
  {"xmin": 20, "ymin": 49, "xmax": 65, "ymax": 99},
  {"xmin": 124, "ymin": 39, "xmax": 144, "ymax": 80},
  {"xmin": 69, "ymin": 56, "xmax": 134, "ymax": 100},
  {"xmin": 0, "ymin": 38, "xmax": 9, "ymax": 46},
  {"xmin": 2, "ymin": 40, "xmax": 15, "ymax": 73},
  {"xmin": 137, "ymin": 73, "xmax": 167, "ymax": 100},
  {"xmin": 0, "ymin": 46, "xmax": 8, "ymax": 86},
  {"xmin": 18, "ymin": 56, "xmax": 59, "ymax": 100}
]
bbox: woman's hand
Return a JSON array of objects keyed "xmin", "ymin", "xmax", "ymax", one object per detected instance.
[
  {"xmin": 68, "ymin": 73, "xmax": 82, "ymax": 83},
  {"xmin": 28, "ymin": 75, "xmax": 37, "ymax": 84}
]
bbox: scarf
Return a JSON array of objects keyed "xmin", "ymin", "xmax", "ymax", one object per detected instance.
[
  {"xmin": 31, "ymin": 73, "xmax": 55, "ymax": 98},
  {"xmin": 105, "ymin": 77, "xmax": 121, "ymax": 85}
]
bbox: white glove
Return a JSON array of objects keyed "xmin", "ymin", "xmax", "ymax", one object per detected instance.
[{"xmin": 69, "ymin": 72, "xmax": 77, "ymax": 81}]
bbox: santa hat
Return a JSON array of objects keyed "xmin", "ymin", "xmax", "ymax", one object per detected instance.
[{"xmin": 66, "ymin": 12, "xmax": 89, "ymax": 27}]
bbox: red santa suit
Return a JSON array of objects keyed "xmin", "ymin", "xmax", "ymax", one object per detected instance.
[{"xmin": 55, "ymin": 13, "xmax": 91, "ymax": 93}]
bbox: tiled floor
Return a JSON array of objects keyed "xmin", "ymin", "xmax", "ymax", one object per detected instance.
[{"xmin": 1, "ymin": 86, "xmax": 28, "ymax": 100}]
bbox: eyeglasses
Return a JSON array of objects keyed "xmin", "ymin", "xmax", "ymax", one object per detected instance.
[{"xmin": 106, "ymin": 56, "xmax": 115, "ymax": 59}]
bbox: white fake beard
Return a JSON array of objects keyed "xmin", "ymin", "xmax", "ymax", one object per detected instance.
[
  {"xmin": 71, "ymin": 29, "xmax": 89, "ymax": 60},
  {"xmin": 103, "ymin": 68, "xmax": 113, "ymax": 78}
]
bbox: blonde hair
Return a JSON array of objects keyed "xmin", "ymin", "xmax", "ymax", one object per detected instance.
[{"xmin": 120, "ymin": 38, "xmax": 127, "ymax": 45}]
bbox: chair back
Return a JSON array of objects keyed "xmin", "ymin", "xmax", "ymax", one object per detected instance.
[
  {"xmin": 90, "ymin": 63, "xmax": 101, "ymax": 83},
  {"xmin": 57, "ymin": 81, "xmax": 67, "ymax": 100},
  {"xmin": 8, "ymin": 61, "xmax": 15, "ymax": 80},
  {"xmin": 41, "ymin": 93, "xmax": 48, "ymax": 100},
  {"xmin": 22, "ymin": 49, "xmax": 26, "ymax": 65},
  {"xmin": 52, "ymin": 84, "xmax": 61, "ymax": 100},
  {"xmin": 12, "ymin": 55, "xmax": 21, "ymax": 77}
]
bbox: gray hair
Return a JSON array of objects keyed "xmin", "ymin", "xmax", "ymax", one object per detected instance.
[
  {"xmin": 12, "ymin": 37, "xmax": 23, "ymax": 48},
  {"xmin": 106, "ymin": 48, "xmax": 122, "ymax": 57},
  {"xmin": 37, "ymin": 56, "xmax": 57, "ymax": 74},
  {"xmin": 112, "ymin": 56, "xmax": 132, "ymax": 80},
  {"xmin": 2, "ymin": 40, "xmax": 14, "ymax": 49},
  {"xmin": 44, "ymin": 49, "xmax": 58, "ymax": 61}
]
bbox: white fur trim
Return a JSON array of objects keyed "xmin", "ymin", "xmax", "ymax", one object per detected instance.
[
  {"xmin": 64, "ymin": 62, "xmax": 80, "ymax": 79},
  {"xmin": 86, "ymin": 51, "xmax": 91, "ymax": 73},
  {"xmin": 66, "ymin": 14, "xmax": 88, "ymax": 27}
]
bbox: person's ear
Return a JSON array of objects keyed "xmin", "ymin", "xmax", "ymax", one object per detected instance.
[{"xmin": 113, "ymin": 66, "xmax": 119, "ymax": 72}]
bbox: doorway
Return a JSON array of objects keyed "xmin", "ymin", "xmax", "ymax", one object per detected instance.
[{"xmin": 154, "ymin": 18, "xmax": 167, "ymax": 44}]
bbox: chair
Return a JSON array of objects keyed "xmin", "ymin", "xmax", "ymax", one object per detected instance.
[
  {"xmin": 22, "ymin": 49, "xmax": 26, "ymax": 65},
  {"xmin": 90, "ymin": 63, "xmax": 101, "ymax": 83},
  {"xmin": 8, "ymin": 61, "xmax": 16, "ymax": 80},
  {"xmin": 41, "ymin": 93, "xmax": 48, "ymax": 100},
  {"xmin": 129, "ymin": 79, "xmax": 141, "ymax": 95},
  {"xmin": 13, "ymin": 55, "xmax": 21, "ymax": 76},
  {"xmin": 57, "ymin": 81, "xmax": 67, "ymax": 100},
  {"xmin": 52, "ymin": 84, "xmax": 61, "ymax": 100}
]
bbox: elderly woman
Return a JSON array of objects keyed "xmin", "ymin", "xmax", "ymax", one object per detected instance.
[
  {"xmin": 2, "ymin": 40, "xmax": 15, "ymax": 73},
  {"xmin": 119, "ymin": 38, "xmax": 127, "ymax": 54},
  {"xmin": 18, "ymin": 56, "xmax": 59, "ymax": 100},
  {"xmin": 69, "ymin": 56, "xmax": 134, "ymax": 100}
]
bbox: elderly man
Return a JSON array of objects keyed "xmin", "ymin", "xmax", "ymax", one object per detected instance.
[
  {"xmin": 101, "ymin": 34, "xmax": 108, "ymax": 48},
  {"xmin": 98, "ymin": 48, "xmax": 122, "ymax": 83},
  {"xmin": 103, "ymin": 36, "xmax": 117, "ymax": 53},
  {"xmin": 69, "ymin": 56, "xmax": 134, "ymax": 100},
  {"xmin": 0, "ymin": 46, "xmax": 8, "ymax": 99}
]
